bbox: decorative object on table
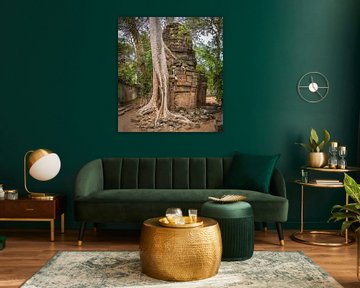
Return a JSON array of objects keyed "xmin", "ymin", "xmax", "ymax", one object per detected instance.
[
  {"xmin": 329, "ymin": 173, "xmax": 360, "ymax": 280},
  {"xmin": 208, "ymin": 194, "xmax": 246, "ymax": 203},
  {"xmin": 21, "ymin": 251, "xmax": 343, "ymax": 288},
  {"xmin": 338, "ymin": 146, "xmax": 347, "ymax": 169},
  {"xmin": 297, "ymin": 71, "xmax": 329, "ymax": 103},
  {"xmin": 296, "ymin": 128, "xmax": 330, "ymax": 167},
  {"xmin": 4, "ymin": 189, "xmax": 18, "ymax": 200},
  {"xmin": 140, "ymin": 217, "xmax": 221, "ymax": 281},
  {"xmin": 165, "ymin": 207, "xmax": 182, "ymax": 224},
  {"xmin": 202, "ymin": 200, "xmax": 255, "ymax": 259},
  {"xmin": 315, "ymin": 179, "xmax": 340, "ymax": 185},
  {"xmin": 188, "ymin": 208, "xmax": 197, "ymax": 223},
  {"xmin": 300, "ymin": 169, "xmax": 309, "ymax": 183},
  {"xmin": 0, "ymin": 235, "xmax": 6, "ymax": 250},
  {"xmin": 328, "ymin": 141, "xmax": 338, "ymax": 169},
  {"xmin": 24, "ymin": 148, "xmax": 61, "ymax": 199},
  {"xmin": 0, "ymin": 184, "xmax": 4, "ymax": 199},
  {"xmin": 158, "ymin": 216, "xmax": 203, "ymax": 228}
]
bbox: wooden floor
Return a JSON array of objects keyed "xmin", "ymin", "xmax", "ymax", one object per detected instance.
[{"xmin": 0, "ymin": 228, "xmax": 358, "ymax": 288}]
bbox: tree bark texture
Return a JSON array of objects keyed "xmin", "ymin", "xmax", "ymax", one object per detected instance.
[{"xmin": 139, "ymin": 17, "xmax": 190, "ymax": 126}]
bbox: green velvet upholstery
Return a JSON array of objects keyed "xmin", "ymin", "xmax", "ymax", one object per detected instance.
[
  {"xmin": 74, "ymin": 157, "xmax": 288, "ymax": 244},
  {"xmin": 224, "ymin": 153, "xmax": 280, "ymax": 193},
  {"xmin": 201, "ymin": 201, "xmax": 254, "ymax": 261},
  {"xmin": 75, "ymin": 189, "xmax": 287, "ymax": 222}
]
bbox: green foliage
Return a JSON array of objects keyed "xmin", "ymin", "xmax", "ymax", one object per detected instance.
[
  {"xmin": 136, "ymin": 33, "xmax": 153, "ymax": 97},
  {"xmin": 177, "ymin": 25, "xmax": 192, "ymax": 44},
  {"xmin": 296, "ymin": 128, "xmax": 331, "ymax": 152},
  {"xmin": 118, "ymin": 22, "xmax": 153, "ymax": 98},
  {"xmin": 329, "ymin": 174, "xmax": 360, "ymax": 233},
  {"xmin": 184, "ymin": 17, "xmax": 223, "ymax": 100},
  {"xmin": 118, "ymin": 40, "xmax": 138, "ymax": 85}
]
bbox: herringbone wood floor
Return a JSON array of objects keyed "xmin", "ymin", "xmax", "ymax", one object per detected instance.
[{"xmin": 0, "ymin": 228, "xmax": 358, "ymax": 288}]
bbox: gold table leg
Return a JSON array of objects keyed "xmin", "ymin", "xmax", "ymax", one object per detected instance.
[
  {"xmin": 61, "ymin": 213, "xmax": 65, "ymax": 234},
  {"xmin": 300, "ymin": 185, "xmax": 304, "ymax": 233},
  {"xmin": 50, "ymin": 219, "xmax": 55, "ymax": 242}
]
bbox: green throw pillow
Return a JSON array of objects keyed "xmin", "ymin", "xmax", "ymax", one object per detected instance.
[{"xmin": 224, "ymin": 153, "xmax": 280, "ymax": 193}]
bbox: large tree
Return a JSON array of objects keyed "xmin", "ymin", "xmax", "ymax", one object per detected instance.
[
  {"xmin": 138, "ymin": 17, "xmax": 190, "ymax": 126},
  {"xmin": 118, "ymin": 17, "xmax": 152, "ymax": 95}
]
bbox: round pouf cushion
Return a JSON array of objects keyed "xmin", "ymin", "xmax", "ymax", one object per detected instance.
[{"xmin": 201, "ymin": 201, "xmax": 254, "ymax": 261}]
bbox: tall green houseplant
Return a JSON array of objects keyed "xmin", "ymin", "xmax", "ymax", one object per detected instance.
[
  {"xmin": 329, "ymin": 173, "xmax": 360, "ymax": 233},
  {"xmin": 330, "ymin": 173, "xmax": 360, "ymax": 280}
]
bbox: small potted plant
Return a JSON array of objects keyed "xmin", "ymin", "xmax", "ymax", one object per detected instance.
[
  {"xmin": 329, "ymin": 173, "xmax": 360, "ymax": 279},
  {"xmin": 296, "ymin": 128, "xmax": 330, "ymax": 167}
]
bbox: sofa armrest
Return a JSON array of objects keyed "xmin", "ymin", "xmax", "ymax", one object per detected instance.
[
  {"xmin": 269, "ymin": 168, "xmax": 287, "ymax": 198},
  {"xmin": 75, "ymin": 159, "xmax": 104, "ymax": 199}
]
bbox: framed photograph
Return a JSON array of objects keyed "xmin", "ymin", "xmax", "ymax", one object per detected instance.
[{"xmin": 118, "ymin": 17, "xmax": 223, "ymax": 132}]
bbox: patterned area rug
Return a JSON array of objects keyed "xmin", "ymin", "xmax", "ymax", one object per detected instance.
[{"xmin": 21, "ymin": 251, "xmax": 342, "ymax": 288}]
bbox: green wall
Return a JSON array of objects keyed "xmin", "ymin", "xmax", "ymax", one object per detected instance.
[{"xmin": 1, "ymin": 0, "xmax": 359, "ymax": 230}]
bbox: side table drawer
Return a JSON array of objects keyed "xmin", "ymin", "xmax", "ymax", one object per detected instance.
[{"xmin": 2, "ymin": 201, "xmax": 55, "ymax": 218}]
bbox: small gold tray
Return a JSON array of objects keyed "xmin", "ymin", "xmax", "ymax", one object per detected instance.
[
  {"xmin": 159, "ymin": 216, "xmax": 204, "ymax": 228},
  {"xmin": 208, "ymin": 194, "xmax": 246, "ymax": 203}
]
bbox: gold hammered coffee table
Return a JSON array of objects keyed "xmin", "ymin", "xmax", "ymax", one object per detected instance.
[{"xmin": 139, "ymin": 217, "xmax": 222, "ymax": 281}]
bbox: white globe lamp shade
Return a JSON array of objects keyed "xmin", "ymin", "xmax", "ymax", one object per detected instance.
[{"xmin": 28, "ymin": 150, "xmax": 61, "ymax": 181}]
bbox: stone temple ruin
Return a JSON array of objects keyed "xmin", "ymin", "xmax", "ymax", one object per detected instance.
[{"xmin": 163, "ymin": 23, "xmax": 207, "ymax": 110}]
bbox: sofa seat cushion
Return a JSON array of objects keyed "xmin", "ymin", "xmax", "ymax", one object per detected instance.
[{"xmin": 75, "ymin": 189, "xmax": 288, "ymax": 222}]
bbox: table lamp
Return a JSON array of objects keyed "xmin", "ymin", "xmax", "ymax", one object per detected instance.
[{"xmin": 24, "ymin": 148, "xmax": 61, "ymax": 199}]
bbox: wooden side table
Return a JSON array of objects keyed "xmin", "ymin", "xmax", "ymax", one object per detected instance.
[{"xmin": 0, "ymin": 195, "xmax": 66, "ymax": 241}]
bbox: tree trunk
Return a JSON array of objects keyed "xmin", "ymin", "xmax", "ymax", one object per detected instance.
[{"xmin": 138, "ymin": 17, "xmax": 190, "ymax": 127}]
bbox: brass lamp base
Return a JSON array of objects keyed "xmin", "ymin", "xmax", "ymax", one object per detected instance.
[{"xmin": 28, "ymin": 193, "xmax": 55, "ymax": 200}]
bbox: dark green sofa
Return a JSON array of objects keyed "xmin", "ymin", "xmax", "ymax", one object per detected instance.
[{"xmin": 74, "ymin": 157, "xmax": 288, "ymax": 245}]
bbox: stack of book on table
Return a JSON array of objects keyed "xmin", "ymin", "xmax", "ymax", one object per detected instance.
[{"xmin": 314, "ymin": 179, "xmax": 341, "ymax": 185}]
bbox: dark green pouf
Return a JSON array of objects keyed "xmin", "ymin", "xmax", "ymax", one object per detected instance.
[
  {"xmin": 201, "ymin": 201, "xmax": 254, "ymax": 261},
  {"xmin": 0, "ymin": 236, "xmax": 6, "ymax": 250}
]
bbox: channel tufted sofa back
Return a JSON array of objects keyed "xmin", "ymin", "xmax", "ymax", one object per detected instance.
[{"xmin": 102, "ymin": 157, "xmax": 233, "ymax": 190}]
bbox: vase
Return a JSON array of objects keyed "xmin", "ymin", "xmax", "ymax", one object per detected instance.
[{"xmin": 308, "ymin": 152, "xmax": 328, "ymax": 168}]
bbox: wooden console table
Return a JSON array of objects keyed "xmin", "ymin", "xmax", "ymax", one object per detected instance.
[{"xmin": 0, "ymin": 195, "xmax": 65, "ymax": 241}]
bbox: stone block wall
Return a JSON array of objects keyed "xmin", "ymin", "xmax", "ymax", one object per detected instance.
[{"xmin": 163, "ymin": 23, "xmax": 207, "ymax": 110}]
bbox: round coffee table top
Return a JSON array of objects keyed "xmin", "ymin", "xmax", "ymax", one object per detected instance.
[{"xmin": 143, "ymin": 216, "xmax": 217, "ymax": 229}]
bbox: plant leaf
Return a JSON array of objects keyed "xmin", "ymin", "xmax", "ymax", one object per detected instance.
[
  {"xmin": 295, "ymin": 142, "xmax": 312, "ymax": 152},
  {"xmin": 323, "ymin": 129, "xmax": 330, "ymax": 144},
  {"xmin": 329, "ymin": 211, "xmax": 357, "ymax": 221},
  {"xmin": 331, "ymin": 203, "xmax": 360, "ymax": 215},
  {"xmin": 341, "ymin": 220, "xmax": 358, "ymax": 234},
  {"xmin": 317, "ymin": 140, "xmax": 325, "ymax": 152},
  {"xmin": 344, "ymin": 173, "xmax": 360, "ymax": 204},
  {"xmin": 308, "ymin": 137, "xmax": 317, "ymax": 152},
  {"xmin": 310, "ymin": 128, "xmax": 319, "ymax": 144}
]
